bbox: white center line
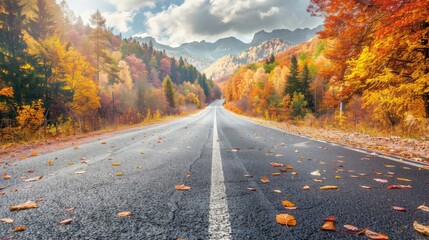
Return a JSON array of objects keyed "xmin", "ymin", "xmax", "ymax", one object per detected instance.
[{"xmin": 208, "ymin": 107, "xmax": 232, "ymax": 240}]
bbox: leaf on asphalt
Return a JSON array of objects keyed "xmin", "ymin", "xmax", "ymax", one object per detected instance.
[
  {"xmin": 320, "ymin": 186, "xmax": 338, "ymax": 190},
  {"xmin": 374, "ymin": 172, "xmax": 383, "ymax": 175},
  {"xmin": 274, "ymin": 189, "xmax": 282, "ymax": 193},
  {"xmin": 402, "ymin": 167, "xmax": 411, "ymax": 170},
  {"xmin": 101, "ymin": 141, "xmax": 107, "ymax": 144},
  {"xmin": 364, "ymin": 229, "xmax": 389, "ymax": 239},
  {"xmin": 0, "ymin": 218, "xmax": 13, "ymax": 224},
  {"xmin": 175, "ymin": 184, "xmax": 191, "ymax": 191},
  {"xmin": 112, "ymin": 163, "xmax": 121, "ymax": 167},
  {"xmin": 286, "ymin": 165, "xmax": 293, "ymax": 169},
  {"xmin": 361, "ymin": 186, "xmax": 372, "ymax": 189},
  {"xmin": 384, "ymin": 165, "xmax": 395, "ymax": 168},
  {"xmin": 303, "ymin": 185, "xmax": 310, "ymax": 190},
  {"xmin": 311, "ymin": 170, "xmax": 321, "ymax": 176},
  {"xmin": 75, "ymin": 171, "xmax": 86, "ymax": 174},
  {"xmin": 48, "ymin": 160, "xmax": 54, "ymax": 166},
  {"xmin": 282, "ymin": 200, "xmax": 296, "ymax": 207},
  {"xmin": 23, "ymin": 175, "xmax": 43, "ymax": 182},
  {"xmin": 31, "ymin": 151, "xmax": 38, "ymax": 157},
  {"xmin": 261, "ymin": 176, "xmax": 269, "ymax": 183},
  {"xmin": 26, "ymin": 169, "xmax": 35, "ymax": 173},
  {"xmin": 417, "ymin": 204, "xmax": 429, "ymax": 212},
  {"xmin": 247, "ymin": 187, "xmax": 256, "ymax": 191},
  {"xmin": 244, "ymin": 174, "xmax": 253, "ymax": 178},
  {"xmin": 323, "ymin": 216, "xmax": 337, "ymax": 222},
  {"xmin": 9, "ymin": 201, "xmax": 38, "ymax": 211},
  {"xmin": 68, "ymin": 161, "xmax": 75, "ymax": 165},
  {"xmin": 391, "ymin": 206, "xmax": 406, "ymax": 212},
  {"xmin": 397, "ymin": 178, "xmax": 412, "ymax": 182},
  {"xmin": 73, "ymin": 146, "xmax": 79, "ymax": 150},
  {"xmin": 272, "ymin": 172, "xmax": 281, "ymax": 176},
  {"xmin": 335, "ymin": 175, "xmax": 342, "ymax": 179},
  {"xmin": 275, "ymin": 214, "xmax": 296, "ymax": 226},
  {"xmin": 12, "ymin": 225, "xmax": 26, "ymax": 232},
  {"xmin": 117, "ymin": 211, "xmax": 132, "ymax": 217},
  {"xmin": 279, "ymin": 168, "xmax": 288, "ymax": 173},
  {"xmin": 320, "ymin": 221, "xmax": 335, "ymax": 231},
  {"xmin": 66, "ymin": 207, "xmax": 75, "ymax": 211},
  {"xmin": 3, "ymin": 172, "xmax": 11, "ymax": 180},
  {"xmin": 374, "ymin": 178, "xmax": 388, "ymax": 183},
  {"xmin": 292, "ymin": 171, "xmax": 298, "ymax": 175},
  {"xmin": 275, "ymin": 154, "xmax": 284, "ymax": 157},
  {"xmin": 270, "ymin": 162, "xmax": 284, "ymax": 167},
  {"xmin": 59, "ymin": 218, "xmax": 73, "ymax": 225},
  {"xmin": 413, "ymin": 221, "xmax": 429, "ymax": 236},
  {"xmin": 285, "ymin": 207, "xmax": 297, "ymax": 210},
  {"xmin": 116, "ymin": 172, "xmax": 123, "ymax": 176},
  {"xmin": 314, "ymin": 179, "xmax": 323, "ymax": 182},
  {"xmin": 344, "ymin": 224, "xmax": 359, "ymax": 231},
  {"xmin": 387, "ymin": 185, "xmax": 412, "ymax": 189}
]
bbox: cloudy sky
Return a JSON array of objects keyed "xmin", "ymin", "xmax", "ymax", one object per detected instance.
[{"xmin": 65, "ymin": 0, "xmax": 323, "ymax": 47}]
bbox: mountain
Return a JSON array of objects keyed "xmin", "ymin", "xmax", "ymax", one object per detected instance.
[
  {"xmin": 134, "ymin": 25, "xmax": 322, "ymax": 72},
  {"xmin": 250, "ymin": 25, "xmax": 324, "ymax": 46},
  {"xmin": 204, "ymin": 38, "xmax": 292, "ymax": 84}
]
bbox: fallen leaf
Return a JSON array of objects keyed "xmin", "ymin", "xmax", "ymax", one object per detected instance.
[
  {"xmin": 413, "ymin": 221, "xmax": 429, "ymax": 236},
  {"xmin": 261, "ymin": 176, "xmax": 269, "ymax": 183},
  {"xmin": 402, "ymin": 167, "xmax": 411, "ymax": 170},
  {"xmin": 311, "ymin": 170, "xmax": 321, "ymax": 176},
  {"xmin": 0, "ymin": 218, "xmax": 13, "ymax": 224},
  {"xmin": 59, "ymin": 218, "xmax": 73, "ymax": 225},
  {"xmin": 272, "ymin": 172, "xmax": 281, "ymax": 176},
  {"xmin": 48, "ymin": 160, "xmax": 54, "ymax": 166},
  {"xmin": 23, "ymin": 176, "xmax": 43, "ymax": 182},
  {"xmin": 320, "ymin": 221, "xmax": 335, "ymax": 231},
  {"xmin": 185, "ymin": 173, "xmax": 192, "ymax": 178},
  {"xmin": 3, "ymin": 172, "xmax": 11, "ymax": 180},
  {"xmin": 364, "ymin": 229, "xmax": 389, "ymax": 239},
  {"xmin": 116, "ymin": 172, "xmax": 123, "ymax": 176},
  {"xmin": 361, "ymin": 186, "xmax": 372, "ymax": 189},
  {"xmin": 417, "ymin": 204, "xmax": 429, "ymax": 212},
  {"xmin": 112, "ymin": 163, "xmax": 121, "ymax": 167},
  {"xmin": 75, "ymin": 171, "xmax": 86, "ymax": 174},
  {"xmin": 384, "ymin": 165, "xmax": 395, "ymax": 168},
  {"xmin": 274, "ymin": 189, "xmax": 282, "ymax": 193},
  {"xmin": 26, "ymin": 169, "xmax": 35, "ymax": 173},
  {"xmin": 275, "ymin": 154, "xmax": 284, "ymax": 157},
  {"xmin": 271, "ymin": 162, "xmax": 284, "ymax": 167},
  {"xmin": 66, "ymin": 207, "xmax": 75, "ymax": 211},
  {"xmin": 285, "ymin": 207, "xmax": 297, "ymax": 210},
  {"xmin": 292, "ymin": 171, "xmax": 298, "ymax": 175},
  {"xmin": 314, "ymin": 179, "xmax": 323, "ymax": 182},
  {"xmin": 374, "ymin": 178, "xmax": 388, "ymax": 183},
  {"xmin": 244, "ymin": 174, "xmax": 253, "ymax": 178},
  {"xmin": 12, "ymin": 225, "xmax": 26, "ymax": 232},
  {"xmin": 387, "ymin": 185, "xmax": 412, "ymax": 189},
  {"xmin": 9, "ymin": 201, "xmax": 38, "ymax": 211},
  {"xmin": 117, "ymin": 211, "xmax": 132, "ymax": 217},
  {"xmin": 31, "ymin": 151, "xmax": 38, "ymax": 157},
  {"xmin": 303, "ymin": 185, "xmax": 310, "ymax": 190},
  {"xmin": 286, "ymin": 165, "xmax": 293, "ymax": 169},
  {"xmin": 68, "ymin": 161, "xmax": 75, "ymax": 165},
  {"xmin": 323, "ymin": 216, "xmax": 337, "ymax": 222},
  {"xmin": 391, "ymin": 206, "xmax": 406, "ymax": 212},
  {"xmin": 101, "ymin": 141, "xmax": 107, "ymax": 144},
  {"xmin": 397, "ymin": 178, "xmax": 412, "ymax": 182},
  {"xmin": 344, "ymin": 224, "xmax": 359, "ymax": 231},
  {"xmin": 282, "ymin": 200, "xmax": 296, "ymax": 207},
  {"xmin": 335, "ymin": 175, "xmax": 342, "ymax": 179},
  {"xmin": 175, "ymin": 184, "xmax": 191, "ymax": 191},
  {"xmin": 246, "ymin": 187, "xmax": 256, "ymax": 191},
  {"xmin": 73, "ymin": 146, "xmax": 79, "ymax": 150},
  {"xmin": 275, "ymin": 214, "xmax": 297, "ymax": 226},
  {"xmin": 320, "ymin": 186, "xmax": 338, "ymax": 190},
  {"xmin": 279, "ymin": 168, "xmax": 288, "ymax": 173}
]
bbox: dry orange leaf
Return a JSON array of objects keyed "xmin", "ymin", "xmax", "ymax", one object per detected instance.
[
  {"xmin": 31, "ymin": 151, "xmax": 38, "ymax": 157},
  {"xmin": 292, "ymin": 171, "xmax": 298, "ymax": 175},
  {"xmin": 175, "ymin": 184, "xmax": 191, "ymax": 191},
  {"xmin": 320, "ymin": 186, "xmax": 338, "ymax": 190},
  {"xmin": 261, "ymin": 176, "xmax": 269, "ymax": 183},
  {"xmin": 397, "ymin": 178, "xmax": 412, "ymax": 182},
  {"xmin": 68, "ymin": 161, "xmax": 75, "ymax": 165},
  {"xmin": 117, "ymin": 211, "xmax": 132, "ymax": 217},
  {"xmin": 391, "ymin": 206, "xmax": 406, "ymax": 212},
  {"xmin": 275, "ymin": 214, "xmax": 296, "ymax": 226},
  {"xmin": 272, "ymin": 172, "xmax": 281, "ymax": 176},
  {"xmin": 101, "ymin": 141, "xmax": 107, "ymax": 144},
  {"xmin": 48, "ymin": 160, "xmax": 54, "ymax": 166},
  {"xmin": 112, "ymin": 163, "xmax": 121, "ymax": 167},
  {"xmin": 3, "ymin": 172, "xmax": 11, "ymax": 180},
  {"xmin": 387, "ymin": 185, "xmax": 411, "ymax": 189},
  {"xmin": 73, "ymin": 146, "xmax": 79, "ymax": 150},
  {"xmin": 286, "ymin": 165, "xmax": 293, "ymax": 169},
  {"xmin": 374, "ymin": 178, "xmax": 388, "ymax": 183},
  {"xmin": 66, "ymin": 207, "xmax": 75, "ymax": 211},
  {"xmin": 12, "ymin": 225, "xmax": 26, "ymax": 232},
  {"xmin": 413, "ymin": 221, "xmax": 429, "ymax": 236},
  {"xmin": 344, "ymin": 224, "xmax": 359, "ymax": 231},
  {"xmin": 9, "ymin": 201, "xmax": 38, "ymax": 211},
  {"xmin": 303, "ymin": 185, "xmax": 310, "ymax": 190},
  {"xmin": 23, "ymin": 175, "xmax": 43, "ymax": 182},
  {"xmin": 59, "ymin": 218, "xmax": 73, "ymax": 225},
  {"xmin": 271, "ymin": 162, "xmax": 284, "ymax": 167},
  {"xmin": 417, "ymin": 204, "xmax": 429, "ymax": 212},
  {"xmin": 365, "ymin": 229, "xmax": 389, "ymax": 239},
  {"xmin": 320, "ymin": 221, "xmax": 335, "ymax": 231},
  {"xmin": 116, "ymin": 172, "xmax": 123, "ymax": 176},
  {"xmin": 281, "ymin": 200, "xmax": 296, "ymax": 208},
  {"xmin": 0, "ymin": 218, "xmax": 13, "ymax": 224}
]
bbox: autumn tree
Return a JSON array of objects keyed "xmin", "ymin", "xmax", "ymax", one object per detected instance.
[
  {"xmin": 28, "ymin": 0, "xmax": 56, "ymax": 41},
  {"xmin": 162, "ymin": 75, "xmax": 175, "ymax": 109}
]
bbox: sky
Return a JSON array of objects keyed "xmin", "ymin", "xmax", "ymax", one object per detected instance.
[{"xmin": 64, "ymin": 0, "xmax": 323, "ymax": 47}]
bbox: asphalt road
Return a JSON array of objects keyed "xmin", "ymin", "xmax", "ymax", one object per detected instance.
[{"xmin": 1, "ymin": 100, "xmax": 428, "ymax": 239}]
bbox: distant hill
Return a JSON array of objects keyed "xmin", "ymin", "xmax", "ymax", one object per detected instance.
[
  {"xmin": 204, "ymin": 38, "xmax": 292, "ymax": 84},
  {"xmin": 134, "ymin": 25, "xmax": 322, "ymax": 73}
]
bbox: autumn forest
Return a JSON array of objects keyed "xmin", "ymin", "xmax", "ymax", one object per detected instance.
[{"xmin": 224, "ymin": 0, "xmax": 429, "ymax": 137}]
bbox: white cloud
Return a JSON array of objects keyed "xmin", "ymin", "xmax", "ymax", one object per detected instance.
[
  {"xmin": 106, "ymin": 0, "xmax": 160, "ymax": 11},
  {"xmin": 104, "ymin": 10, "xmax": 136, "ymax": 32},
  {"xmin": 259, "ymin": 7, "xmax": 280, "ymax": 19}
]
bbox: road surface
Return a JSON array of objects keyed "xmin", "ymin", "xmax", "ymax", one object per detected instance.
[{"xmin": 1, "ymin": 100, "xmax": 428, "ymax": 239}]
